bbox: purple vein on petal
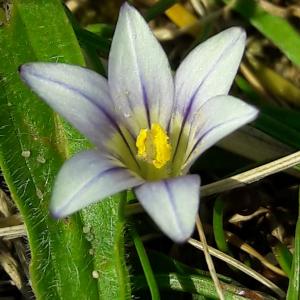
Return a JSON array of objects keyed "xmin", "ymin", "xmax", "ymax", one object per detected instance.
[
  {"xmin": 142, "ymin": 83, "xmax": 151, "ymax": 128},
  {"xmin": 171, "ymin": 31, "xmax": 244, "ymax": 161},
  {"xmin": 52, "ymin": 166, "xmax": 120, "ymax": 217},
  {"xmin": 24, "ymin": 69, "xmax": 118, "ymax": 128},
  {"xmin": 184, "ymin": 31, "xmax": 243, "ymax": 120},
  {"xmin": 23, "ymin": 69, "xmax": 140, "ymax": 169},
  {"xmin": 125, "ymin": 14, "xmax": 151, "ymax": 128}
]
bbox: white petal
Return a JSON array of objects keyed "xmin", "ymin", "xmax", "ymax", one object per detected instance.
[
  {"xmin": 19, "ymin": 63, "xmax": 117, "ymax": 148},
  {"xmin": 174, "ymin": 27, "xmax": 246, "ymax": 121},
  {"xmin": 135, "ymin": 175, "xmax": 200, "ymax": 243},
  {"xmin": 183, "ymin": 95, "xmax": 258, "ymax": 172},
  {"xmin": 108, "ymin": 3, "xmax": 174, "ymax": 134},
  {"xmin": 50, "ymin": 150, "xmax": 144, "ymax": 217}
]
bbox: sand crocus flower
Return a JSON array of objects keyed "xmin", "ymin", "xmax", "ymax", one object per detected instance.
[{"xmin": 19, "ymin": 3, "xmax": 258, "ymax": 242}]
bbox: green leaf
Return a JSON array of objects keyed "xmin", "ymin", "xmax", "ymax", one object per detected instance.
[
  {"xmin": 146, "ymin": 250, "xmax": 236, "ymax": 284},
  {"xmin": 223, "ymin": 0, "xmax": 300, "ymax": 66},
  {"xmin": 0, "ymin": 1, "xmax": 130, "ymax": 299},
  {"xmin": 64, "ymin": 5, "xmax": 110, "ymax": 57},
  {"xmin": 85, "ymin": 23, "xmax": 114, "ymax": 38},
  {"xmin": 287, "ymin": 187, "xmax": 300, "ymax": 299},
  {"xmin": 80, "ymin": 194, "xmax": 131, "ymax": 299},
  {"xmin": 133, "ymin": 273, "xmax": 276, "ymax": 299},
  {"xmin": 272, "ymin": 241, "xmax": 292, "ymax": 277},
  {"xmin": 213, "ymin": 196, "xmax": 230, "ymax": 254},
  {"xmin": 254, "ymin": 112, "xmax": 300, "ymax": 149}
]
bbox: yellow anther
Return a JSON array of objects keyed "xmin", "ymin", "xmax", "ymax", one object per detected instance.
[
  {"xmin": 136, "ymin": 129, "xmax": 148, "ymax": 159},
  {"xmin": 136, "ymin": 123, "xmax": 171, "ymax": 169}
]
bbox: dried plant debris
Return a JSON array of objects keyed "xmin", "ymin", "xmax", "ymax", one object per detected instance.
[
  {"xmin": 0, "ymin": 189, "xmax": 30, "ymax": 299},
  {"xmin": 0, "ymin": 0, "xmax": 12, "ymax": 25}
]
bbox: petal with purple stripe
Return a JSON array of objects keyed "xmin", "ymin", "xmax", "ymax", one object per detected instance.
[
  {"xmin": 19, "ymin": 63, "xmax": 117, "ymax": 149},
  {"xmin": 182, "ymin": 95, "xmax": 258, "ymax": 172},
  {"xmin": 135, "ymin": 175, "xmax": 200, "ymax": 243},
  {"xmin": 173, "ymin": 27, "xmax": 246, "ymax": 122},
  {"xmin": 108, "ymin": 3, "xmax": 174, "ymax": 134},
  {"xmin": 50, "ymin": 150, "xmax": 144, "ymax": 217}
]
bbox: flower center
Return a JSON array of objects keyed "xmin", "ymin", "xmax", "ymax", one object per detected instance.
[{"xmin": 136, "ymin": 123, "xmax": 171, "ymax": 169}]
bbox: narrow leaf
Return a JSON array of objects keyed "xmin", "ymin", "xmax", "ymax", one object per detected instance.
[{"xmin": 0, "ymin": 1, "xmax": 130, "ymax": 298}]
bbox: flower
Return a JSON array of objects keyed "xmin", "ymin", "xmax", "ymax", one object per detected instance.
[{"xmin": 19, "ymin": 3, "xmax": 258, "ymax": 243}]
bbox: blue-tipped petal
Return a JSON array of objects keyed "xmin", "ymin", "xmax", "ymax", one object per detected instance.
[
  {"xmin": 50, "ymin": 150, "xmax": 144, "ymax": 217},
  {"xmin": 108, "ymin": 3, "xmax": 174, "ymax": 134},
  {"xmin": 19, "ymin": 63, "xmax": 117, "ymax": 149},
  {"xmin": 134, "ymin": 175, "xmax": 200, "ymax": 243},
  {"xmin": 174, "ymin": 27, "xmax": 246, "ymax": 122},
  {"xmin": 183, "ymin": 95, "xmax": 259, "ymax": 172}
]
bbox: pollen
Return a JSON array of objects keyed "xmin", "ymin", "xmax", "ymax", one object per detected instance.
[{"xmin": 136, "ymin": 123, "xmax": 171, "ymax": 169}]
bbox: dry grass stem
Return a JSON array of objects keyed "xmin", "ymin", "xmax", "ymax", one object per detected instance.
[
  {"xmin": 0, "ymin": 214, "xmax": 23, "ymax": 227},
  {"xmin": 259, "ymin": 0, "xmax": 300, "ymax": 18},
  {"xmin": 201, "ymin": 151, "xmax": 300, "ymax": 197},
  {"xmin": 0, "ymin": 225, "xmax": 26, "ymax": 239},
  {"xmin": 225, "ymin": 232, "xmax": 287, "ymax": 277},
  {"xmin": 188, "ymin": 238, "xmax": 286, "ymax": 298},
  {"xmin": 0, "ymin": 243, "xmax": 22, "ymax": 290},
  {"xmin": 0, "ymin": 188, "xmax": 29, "ymax": 296},
  {"xmin": 0, "ymin": 189, "xmax": 13, "ymax": 217},
  {"xmin": 195, "ymin": 215, "xmax": 224, "ymax": 300},
  {"xmin": 190, "ymin": 0, "xmax": 206, "ymax": 16},
  {"xmin": 229, "ymin": 207, "xmax": 268, "ymax": 223}
]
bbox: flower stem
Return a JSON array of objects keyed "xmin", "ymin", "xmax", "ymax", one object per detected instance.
[{"xmin": 129, "ymin": 220, "xmax": 160, "ymax": 300}]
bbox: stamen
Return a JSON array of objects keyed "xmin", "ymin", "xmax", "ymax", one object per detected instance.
[{"xmin": 136, "ymin": 123, "xmax": 171, "ymax": 169}]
